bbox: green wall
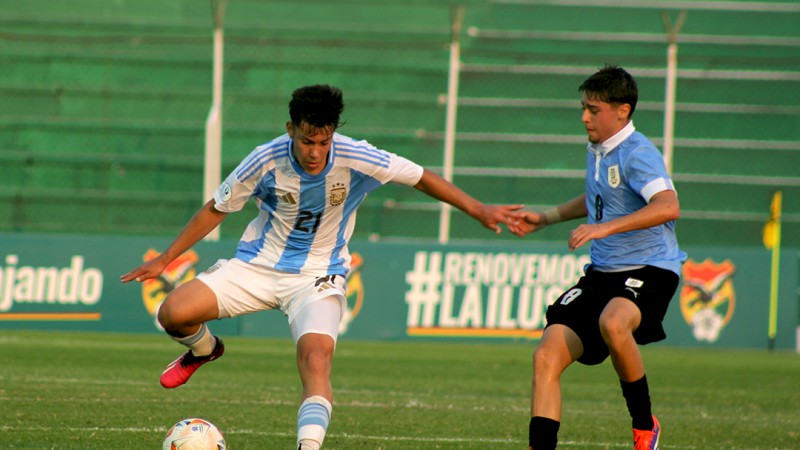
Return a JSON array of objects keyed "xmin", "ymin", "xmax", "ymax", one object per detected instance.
[{"xmin": 1, "ymin": 0, "xmax": 799, "ymax": 248}]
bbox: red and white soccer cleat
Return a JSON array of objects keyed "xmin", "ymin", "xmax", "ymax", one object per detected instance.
[{"xmin": 160, "ymin": 337, "xmax": 225, "ymax": 389}]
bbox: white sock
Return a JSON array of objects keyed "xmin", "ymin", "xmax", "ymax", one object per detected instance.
[
  {"xmin": 297, "ymin": 395, "xmax": 332, "ymax": 450},
  {"xmin": 175, "ymin": 323, "xmax": 216, "ymax": 356}
]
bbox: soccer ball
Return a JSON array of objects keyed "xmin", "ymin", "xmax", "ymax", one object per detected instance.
[{"xmin": 162, "ymin": 418, "xmax": 226, "ymax": 450}]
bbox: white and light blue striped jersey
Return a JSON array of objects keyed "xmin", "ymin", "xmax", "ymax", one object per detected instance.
[
  {"xmin": 213, "ymin": 133, "xmax": 424, "ymax": 276},
  {"xmin": 585, "ymin": 122, "xmax": 687, "ymax": 275}
]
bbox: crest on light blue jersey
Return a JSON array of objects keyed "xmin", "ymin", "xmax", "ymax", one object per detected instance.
[{"xmin": 608, "ymin": 165, "xmax": 621, "ymax": 188}]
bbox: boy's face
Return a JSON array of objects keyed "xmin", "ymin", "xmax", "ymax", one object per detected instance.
[
  {"xmin": 287, "ymin": 121, "xmax": 334, "ymax": 175},
  {"xmin": 581, "ymin": 92, "xmax": 631, "ymax": 144}
]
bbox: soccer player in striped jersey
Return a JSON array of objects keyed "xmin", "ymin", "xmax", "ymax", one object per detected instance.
[
  {"xmin": 515, "ymin": 66, "xmax": 686, "ymax": 450},
  {"xmin": 121, "ymin": 84, "xmax": 524, "ymax": 450}
]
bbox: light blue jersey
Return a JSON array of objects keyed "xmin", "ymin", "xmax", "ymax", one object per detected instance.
[
  {"xmin": 213, "ymin": 133, "xmax": 424, "ymax": 276},
  {"xmin": 585, "ymin": 122, "xmax": 687, "ymax": 275}
]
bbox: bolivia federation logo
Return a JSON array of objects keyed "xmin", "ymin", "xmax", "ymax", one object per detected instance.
[
  {"xmin": 339, "ymin": 252, "xmax": 365, "ymax": 335},
  {"xmin": 140, "ymin": 249, "xmax": 199, "ymax": 329},
  {"xmin": 680, "ymin": 258, "xmax": 736, "ymax": 343}
]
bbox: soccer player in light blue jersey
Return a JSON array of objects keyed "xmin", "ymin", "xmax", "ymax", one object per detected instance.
[
  {"xmin": 121, "ymin": 84, "xmax": 525, "ymax": 450},
  {"xmin": 516, "ymin": 66, "xmax": 687, "ymax": 450}
]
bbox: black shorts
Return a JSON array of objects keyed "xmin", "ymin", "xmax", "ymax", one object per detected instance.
[{"xmin": 545, "ymin": 265, "xmax": 679, "ymax": 366}]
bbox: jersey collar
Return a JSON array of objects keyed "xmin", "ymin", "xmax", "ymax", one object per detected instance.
[{"xmin": 587, "ymin": 121, "xmax": 636, "ymax": 156}]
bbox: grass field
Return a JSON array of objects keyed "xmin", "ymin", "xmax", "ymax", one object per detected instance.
[{"xmin": 1, "ymin": 330, "xmax": 798, "ymax": 449}]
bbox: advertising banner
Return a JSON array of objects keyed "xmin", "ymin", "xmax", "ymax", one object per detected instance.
[
  {"xmin": 0, "ymin": 233, "xmax": 796, "ymax": 350},
  {"xmin": 337, "ymin": 242, "xmax": 591, "ymax": 341},
  {"xmin": 0, "ymin": 234, "xmax": 241, "ymax": 336}
]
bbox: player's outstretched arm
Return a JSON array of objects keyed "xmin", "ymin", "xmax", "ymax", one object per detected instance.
[
  {"xmin": 120, "ymin": 199, "xmax": 228, "ymax": 283},
  {"xmin": 412, "ymin": 168, "xmax": 525, "ymax": 234},
  {"xmin": 514, "ymin": 194, "xmax": 589, "ymax": 238}
]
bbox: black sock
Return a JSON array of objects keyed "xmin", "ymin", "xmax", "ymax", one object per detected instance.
[
  {"xmin": 620, "ymin": 375, "xmax": 654, "ymax": 430},
  {"xmin": 529, "ymin": 416, "xmax": 559, "ymax": 450}
]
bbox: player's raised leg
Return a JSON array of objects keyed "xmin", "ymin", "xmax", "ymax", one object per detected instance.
[{"xmin": 158, "ymin": 278, "xmax": 224, "ymax": 389}]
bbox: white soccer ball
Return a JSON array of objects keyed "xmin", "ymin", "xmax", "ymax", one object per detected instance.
[{"xmin": 162, "ymin": 418, "xmax": 226, "ymax": 450}]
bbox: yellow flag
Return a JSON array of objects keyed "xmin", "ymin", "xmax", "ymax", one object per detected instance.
[
  {"xmin": 763, "ymin": 221, "xmax": 775, "ymax": 249},
  {"xmin": 762, "ymin": 191, "xmax": 782, "ymax": 250}
]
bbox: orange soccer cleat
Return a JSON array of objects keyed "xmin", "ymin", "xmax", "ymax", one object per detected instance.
[{"xmin": 633, "ymin": 415, "xmax": 660, "ymax": 450}]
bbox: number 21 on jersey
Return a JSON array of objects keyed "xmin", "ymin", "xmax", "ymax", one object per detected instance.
[{"xmin": 295, "ymin": 210, "xmax": 322, "ymax": 233}]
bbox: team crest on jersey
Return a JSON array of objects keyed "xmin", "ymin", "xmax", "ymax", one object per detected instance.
[
  {"xmin": 679, "ymin": 258, "xmax": 736, "ymax": 343},
  {"xmin": 339, "ymin": 252, "xmax": 365, "ymax": 335},
  {"xmin": 140, "ymin": 249, "xmax": 199, "ymax": 330},
  {"xmin": 330, "ymin": 182, "xmax": 347, "ymax": 206},
  {"xmin": 608, "ymin": 165, "xmax": 621, "ymax": 188}
]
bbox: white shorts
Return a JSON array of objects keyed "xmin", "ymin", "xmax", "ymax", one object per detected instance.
[{"xmin": 195, "ymin": 258, "xmax": 347, "ymax": 343}]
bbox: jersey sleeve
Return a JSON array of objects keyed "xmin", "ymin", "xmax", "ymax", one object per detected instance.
[
  {"xmin": 212, "ymin": 169, "xmax": 255, "ymax": 213},
  {"xmin": 335, "ymin": 135, "xmax": 424, "ymax": 187},
  {"xmin": 212, "ymin": 137, "xmax": 289, "ymax": 212},
  {"xmin": 387, "ymin": 154, "xmax": 424, "ymax": 186},
  {"xmin": 624, "ymin": 146, "xmax": 675, "ymax": 203},
  {"xmin": 211, "ymin": 147, "xmax": 266, "ymax": 213}
]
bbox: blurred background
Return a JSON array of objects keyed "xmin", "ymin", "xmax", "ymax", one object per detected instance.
[{"xmin": 1, "ymin": 0, "xmax": 798, "ymax": 247}]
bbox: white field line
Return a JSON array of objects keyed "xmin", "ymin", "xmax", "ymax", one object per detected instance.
[
  {"xmin": 4, "ymin": 424, "xmax": 799, "ymax": 449},
  {"xmin": 0, "ymin": 425, "xmax": 700, "ymax": 449},
  {"xmin": 1, "ymin": 390, "xmax": 531, "ymax": 413},
  {"xmin": 5, "ymin": 388, "xmax": 798, "ymax": 427}
]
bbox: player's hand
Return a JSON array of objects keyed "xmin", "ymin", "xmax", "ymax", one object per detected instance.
[
  {"xmin": 120, "ymin": 255, "xmax": 168, "ymax": 283},
  {"xmin": 567, "ymin": 223, "xmax": 610, "ymax": 251},
  {"xmin": 478, "ymin": 204, "xmax": 526, "ymax": 235},
  {"xmin": 512, "ymin": 211, "xmax": 548, "ymax": 237}
]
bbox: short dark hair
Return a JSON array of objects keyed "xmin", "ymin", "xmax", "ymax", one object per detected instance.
[
  {"xmin": 579, "ymin": 65, "xmax": 638, "ymax": 116},
  {"xmin": 289, "ymin": 84, "xmax": 345, "ymax": 129}
]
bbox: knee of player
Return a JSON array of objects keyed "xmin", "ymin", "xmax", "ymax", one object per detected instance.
[
  {"xmin": 156, "ymin": 299, "xmax": 181, "ymax": 331},
  {"xmin": 598, "ymin": 315, "xmax": 633, "ymax": 342},
  {"xmin": 532, "ymin": 345, "xmax": 562, "ymax": 375},
  {"xmin": 299, "ymin": 348, "xmax": 333, "ymax": 375}
]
